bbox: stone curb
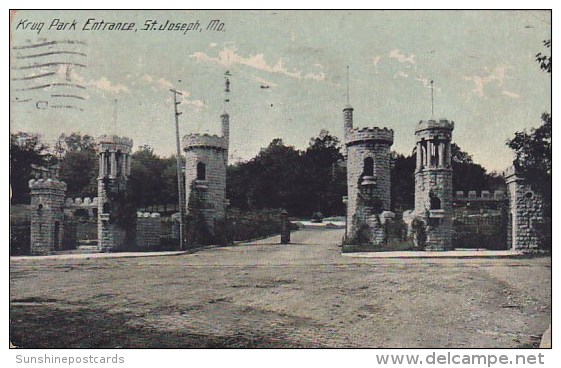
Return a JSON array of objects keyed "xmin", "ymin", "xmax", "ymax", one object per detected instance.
[
  {"xmin": 342, "ymin": 250, "xmax": 524, "ymax": 259},
  {"xmin": 10, "ymin": 250, "xmax": 188, "ymax": 261}
]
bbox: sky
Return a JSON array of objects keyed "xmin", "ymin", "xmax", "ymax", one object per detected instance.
[{"xmin": 10, "ymin": 10, "xmax": 551, "ymax": 172}]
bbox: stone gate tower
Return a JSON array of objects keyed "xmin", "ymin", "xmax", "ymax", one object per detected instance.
[
  {"xmin": 505, "ymin": 165, "xmax": 545, "ymax": 251},
  {"xmin": 182, "ymin": 113, "xmax": 229, "ymax": 238},
  {"xmin": 97, "ymin": 134, "xmax": 133, "ymax": 252},
  {"xmin": 413, "ymin": 119, "xmax": 454, "ymax": 250},
  {"xmin": 29, "ymin": 178, "xmax": 67, "ymax": 255},
  {"xmin": 344, "ymin": 104, "xmax": 394, "ymax": 244}
]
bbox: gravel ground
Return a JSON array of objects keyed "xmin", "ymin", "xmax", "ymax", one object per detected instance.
[{"xmin": 10, "ymin": 228, "xmax": 551, "ymax": 348}]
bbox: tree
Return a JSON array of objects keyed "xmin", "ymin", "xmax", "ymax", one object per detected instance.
[
  {"xmin": 507, "ymin": 113, "xmax": 551, "ymax": 178},
  {"xmin": 391, "ymin": 152, "xmax": 415, "ymax": 211},
  {"xmin": 226, "ymin": 131, "xmax": 347, "ymax": 218},
  {"xmin": 10, "ymin": 132, "xmax": 49, "ymax": 204},
  {"xmin": 303, "ymin": 130, "xmax": 345, "ymax": 216},
  {"xmin": 390, "ymin": 143, "xmax": 500, "ymax": 212},
  {"xmin": 506, "ymin": 39, "xmax": 551, "ymax": 218},
  {"xmin": 57, "ymin": 133, "xmax": 98, "ymax": 198},
  {"xmin": 536, "ymin": 39, "xmax": 551, "ymax": 74},
  {"xmin": 128, "ymin": 145, "xmax": 177, "ymax": 211},
  {"xmin": 251, "ymin": 139, "xmax": 306, "ymax": 214},
  {"xmin": 450, "ymin": 143, "xmax": 490, "ymax": 193}
]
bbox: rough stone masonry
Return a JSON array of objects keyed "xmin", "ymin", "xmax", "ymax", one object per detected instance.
[
  {"xmin": 29, "ymin": 178, "xmax": 66, "ymax": 255},
  {"xmin": 182, "ymin": 112, "xmax": 229, "ymax": 237},
  {"xmin": 343, "ymin": 104, "xmax": 394, "ymax": 245},
  {"xmin": 413, "ymin": 119, "xmax": 454, "ymax": 250},
  {"xmin": 96, "ymin": 134, "xmax": 133, "ymax": 252}
]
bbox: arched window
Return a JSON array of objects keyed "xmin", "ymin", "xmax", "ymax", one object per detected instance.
[
  {"xmin": 363, "ymin": 157, "xmax": 374, "ymax": 176},
  {"xmin": 197, "ymin": 162, "xmax": 206, "ymax": 180},
  {"xmin": 430, "ymin": 196, "xmax": 441, "ymax": 210}
]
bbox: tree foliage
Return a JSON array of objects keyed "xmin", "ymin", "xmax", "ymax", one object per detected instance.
[
  {"xmin": 391, "ymin": 152, "xmax": 415, "ymax": 211},
  {"xmin": 506, "ymin": 39, "xmax": 552, "ymax": 218},
  {"xmin": 390, "ymin": 143, "xmax": 504, "ymax": 211},
  {"xmin": 57, "ymin": 133, "xmax": 98, "ymax": 198},
  {"xmin": 226, "ymin": 130, "xmax": 346, "ymax": 217},
  {"xmin": 128, "ymin": 145, "xmax": 178, "ymax": 210},
  {"xmin": 10, "ymin": 132, "xmax": 48, "ymax": 204},
  {"xmin": 536, "ymin": 39, "xmax": 551, "ymax": 74}
]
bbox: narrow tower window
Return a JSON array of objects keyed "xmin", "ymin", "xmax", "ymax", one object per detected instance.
[
  {"xmin": 197, "ymin": 162, "xmax": 206, "ymax": 180},
  {"xmin": 363, "ymin": 157, "xmax": 374, "ymax": 176},
  {"xmin": 430, "ymin": 196, "xmax": 441, "ymax": 210}
]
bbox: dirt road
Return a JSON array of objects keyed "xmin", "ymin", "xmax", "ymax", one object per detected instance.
[{"xmin": 10, "ymin": 228, "xmax": 551, "ymax": 348}]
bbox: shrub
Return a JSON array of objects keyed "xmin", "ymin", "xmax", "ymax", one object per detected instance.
[{"xmin": 411, "ymin": 217, "xmax": 427, "ymax": 249}]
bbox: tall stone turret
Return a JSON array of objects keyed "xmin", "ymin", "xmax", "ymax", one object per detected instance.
[
  {"xmin": 96, "ymin": 134, "xmax": 133, "ymax": 252},
  {"xmin": 221, "ymin": 112, "xmax": 230, "ymax": 145},
  {"xmin": 221, "ymin": 112, "xmax": 230, "ymax": 165},
  {"xmin": 413, "ymin": 118, "xmax": 454, "ymax": 250},
  {"xmin": 183, "ymin": 129, "xmax": 229, "ymax": 239},
  {"xmin": 29, "ymin": 178, "xmax": 66, "ymax": 255},
  {"xmin": 343, "ymin": 105, "xmax": 354, "ymax": 133},
  {"xmin": 344, "ymin": 105, "xmax": 394, "ymax": 245}
]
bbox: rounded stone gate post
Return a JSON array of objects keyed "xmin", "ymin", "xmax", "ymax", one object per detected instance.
[{"xmin": 280, "ymin": 210, "xmax": 290, "ymax": 244}]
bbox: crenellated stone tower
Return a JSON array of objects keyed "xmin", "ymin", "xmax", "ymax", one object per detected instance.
[
  {"xmin": 413, "ymin": 119, "xmax": 454, "ymax": 250},
  {"xmin": 182, "ymin": 115, "xmax": 229, "ymax": 239},
  {"xmin": 344, "ymin": 104, "xmax": 394, "ymax": 245},
  {"xmin": 96, "ymin": 134, "xmax": 133, "ymax": 252},
  {"xmin": 182, "ymin": 74, "xmax": 231, "ymax": 244},
  {"xmin": 29, "ymin": 178, "xmax": 67, "ymax": 255}
]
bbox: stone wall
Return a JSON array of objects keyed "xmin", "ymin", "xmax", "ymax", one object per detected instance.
[
  {"xmin": 505, "ymin": 166, "xmax": 545, "ymax": 251},
  {"xmin": 29, "ymin": 178, "xmax": 66, "ymax": 255},
  {"xmin": 136, "ymin": 212, "xmax": 161, "ymax": 249},
  {"xmin": 170, "ymin": 212, "xmax": 181, "ymax": 239}
]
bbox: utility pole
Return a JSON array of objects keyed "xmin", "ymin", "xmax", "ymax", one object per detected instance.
[{"xmin": 170, "ymin": 88, "xmax": 185, "ymax": 250}]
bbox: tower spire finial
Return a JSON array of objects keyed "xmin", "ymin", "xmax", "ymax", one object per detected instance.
[
  {"xmin": 430, "ymin": 80, "xmax": 434, "ymax": 119},
  {"xmin": 224, "ymin": 70, "xmax": 231, "ymax": 113},
  {"xmin": 346, "ymin": 65, "xmax": 350, "ymax": 105},
  {"xmin": 113, "ymin": 98, "xmax": 118, "ymax": 135}
]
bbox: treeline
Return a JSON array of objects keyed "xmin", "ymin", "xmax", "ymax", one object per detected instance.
[
  {"xmin": 227, "ymin": 131, "xmax": 346, "ymax": 217},
  {"xmin": 11, "ymin": 129, "xmax": 505, "ymax": 218},
  {"xmin": 9, "ymin": 132, "xmax": 180, "ymax": 211}
]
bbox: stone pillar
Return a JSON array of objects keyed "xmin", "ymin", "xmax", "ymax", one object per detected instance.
[
  {"xmin": 110, "ymin": 151, "xmax": 117, "ymax": 178},
  {"xmin": 98, "ymin": 155, "xmax": 103, "ymax": 177},
  {"xmin": 505, "ymin": 165, "xmax": 545, "ymax": 251},
  {"xmin": 343, "ymin": 105, "xmax": 354, "ymax": 133},
  {"xmin": 438, "ymin": 142, "xmax": 445, "ymax": 167},
  {"xmin": 280, "ymin": 210, "xmax": 290, "ymax": 244},
  {"xmin": 97, "ymin": 135, "xmax": 133, "ymax": 252},
  {"xmin": 416, "ymin": 142, "xmax": 422, "ymax": 171},
  {"xmin": 121, "ymin": 154, "xmax": 127, "ymax": 177},
  {"xmin": 136, "ymin": 212, "xmax": 161, "ymax": 249},
  {"xmin": 125, "ymin": 155, "xmax": 130, "ymax": 176},
  {"xmin": 29, "ymin": 178, "xmax": 67, "ymax": 255},
  {"xmin": 221, "ymin": 112, "xmax": 230, "ymax": 145},
  {"xmin": 414, "ymin": 119, "xmax": 454, "ymax": 250}
]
